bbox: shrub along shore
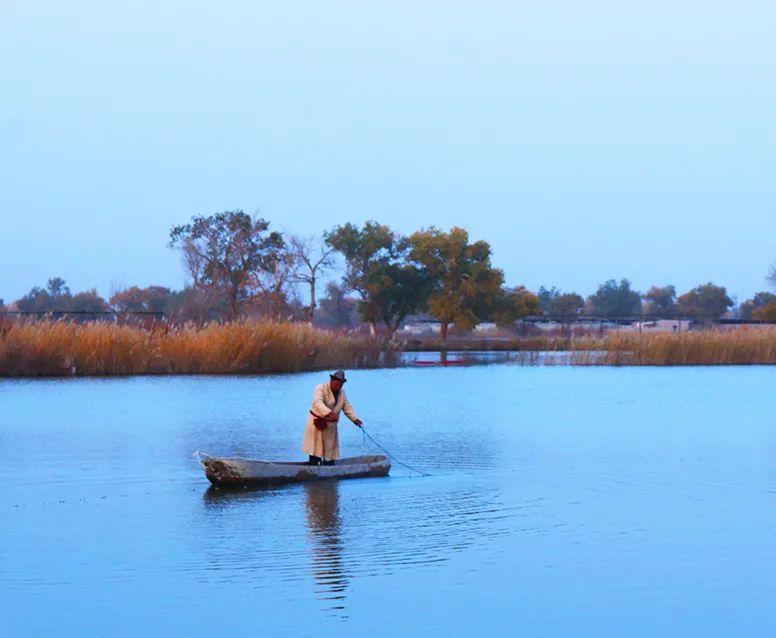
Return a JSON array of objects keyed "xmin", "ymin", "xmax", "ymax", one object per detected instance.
[{"xmin": 1, "ymin": 321, "xmax": 776, "ymax": 377}]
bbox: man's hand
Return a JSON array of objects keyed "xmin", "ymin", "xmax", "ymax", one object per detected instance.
[{"xmin": 354, "ymin": 419, "xmax": 363, "ymax": 428}]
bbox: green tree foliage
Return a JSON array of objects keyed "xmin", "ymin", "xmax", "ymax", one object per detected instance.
[
  {"xmin": 537, "ymin": 286, "xmax": 584, "ymax": 319},
  {"xmin": 745, "ymin": 265, "xmax": 776, "ymax": 320},
  {"xmin": 110, "ymin": 286, "xmax": 176, "ymax": 314},
  {"xmin": 642, "ymin": 285, "xmax": 677, "ymax": 317},
  {"xmin": 492, "ymin": 286, "xmax": 540, "ymax": 327},
  {"xmin": 325, "ymin": 221, "xmax": 395, "ymax": 335},
  {"xmin": 14, "ymin": 287, "xmax": 50, "ymax": 313},
  {"xmin": 325, "ymin": 222, "xmax": 394, "ymax": 291},
  {"xmin": 16, "ymin": 277, "xmax": 73, "ymax": 313},
  {"xmin": 588, "ymin": 279, "xmax": 642, "ymax": 318},
  {"xmin": 14, "ymin": 278, "xmax": 110, "ymax": 317},
  {"xmin": 408, "ymin": 227, "xmax": 504, "ymax": 340},
  {"xmin": 169, "ymin": 211, "xmax": 284, "ymax": 320},
  {"xmin": 752, "ymin": 302, "xmax": 776, "ymax": 321},
  {"xmin": 739, "ymin": 292, "xmax": 776, "ymax": 320},
  {"xmin": 551, "ymin": 293, "xmax": 585, "ymax": 320},
  {"xmin": 70, "ymin": 290, "xmax": 111, "ymax": 314},
  {"xmin": 316, "ymin": 282, "xmax": 359, "ymax": 329},
  {"xmin": 326, "ymin": 221, "xmax": 427, "ymax": 337},
  {"xmin": 676, "ymin": 282, "xmax": 733, "ymax": 322},
  {"xmin": 368, "ymin": 260, "xmax": 433, "ymax": 337},
  {"xmin": 537, "ymin": 286, "xmax": 560, "ymax": 314},
  {"xmin": 47, "ymin": 277, "xmax": 70, "ymax": 298}
]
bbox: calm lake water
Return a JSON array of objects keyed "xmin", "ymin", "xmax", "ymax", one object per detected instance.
[{"xmin": 2, "ymin": 364, "xmax": 776, "ymax": 636}]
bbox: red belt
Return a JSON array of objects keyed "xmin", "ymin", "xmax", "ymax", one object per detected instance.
[{"xmin": 310, "ymin": 410, "xmax": 337, "ymax": 431}]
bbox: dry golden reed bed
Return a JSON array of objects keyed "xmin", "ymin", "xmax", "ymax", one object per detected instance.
[
  {"xmin": 0, "ymin": 320, "xmax": 386, "ymax": 377},
  {"xmin": 2, "ymin": 322, "xmax": 776, "ymax": 376},
  {"xmin": 572, "ymin": 328, "xmax": 776, "ymax": 366}
]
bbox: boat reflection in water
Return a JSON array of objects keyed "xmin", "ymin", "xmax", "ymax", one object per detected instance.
[
  {"xmin": 200, "ymin": 481, "xmax": 351, "ymax": 617},
  {"xmin": 404, "ymin": 350, "xmax": 513, "ymax": 366},
  {"xmin": 304, "ymin": 480, "xmax": 348, "ymax": 617}
]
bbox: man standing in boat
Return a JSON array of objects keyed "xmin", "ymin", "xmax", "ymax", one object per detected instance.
[{"xmin": 303, "ymin": 369, "xmax": 363, "ymax": 466}]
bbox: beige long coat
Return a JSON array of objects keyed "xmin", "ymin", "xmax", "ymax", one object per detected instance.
[{"xmin": 302, "ymin": 382, "xmax": 360, "ymax": 461}]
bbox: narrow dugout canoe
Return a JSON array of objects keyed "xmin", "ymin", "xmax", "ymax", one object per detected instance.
[{"xmin": 200, "ymin": 453, "xmax": 391, "ymax": 487}]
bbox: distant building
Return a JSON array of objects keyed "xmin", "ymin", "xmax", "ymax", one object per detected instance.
[
  {"xmin": 400, "ymin": 322, "xmax": 441, "ymax": 335},
  {"xmin": 473, "ymin": 322, "xmax": 497, "ymax": 332},
  {"xmin": 618, "ymin": 319, "xmax": 691, "ymax": 333}
]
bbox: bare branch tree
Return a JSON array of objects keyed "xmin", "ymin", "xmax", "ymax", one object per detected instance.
[
  {"xmin": 169, "ymin": 211, "xmax": 284, "ymax": 320},
  {"xmin": 252, "ymin": 243, "xmax": 298, "ymax": 320},
  {"xmin": 290, "ymin": 235, "xmax": 335, "ymax": 323},
  {"xmin": 181, "ymin": 237, "xmax": 207, "ymax": 288}
]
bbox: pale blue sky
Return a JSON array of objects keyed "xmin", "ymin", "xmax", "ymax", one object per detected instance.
[{"xmin": 1, "ymin": 0, "xmax": 774, "ymax": 304}]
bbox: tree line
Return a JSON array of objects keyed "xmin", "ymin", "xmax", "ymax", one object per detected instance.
[
  {"xmin": 165, "ymin": 213, "xmax": 534, "ymax": 338},
  {"xmin": 539, "ymin": 280, "xmax": 776, "ymax": 322},
  {"xmin": 3, "ymin": 211, "xmax": 776, "ymax": 335}
]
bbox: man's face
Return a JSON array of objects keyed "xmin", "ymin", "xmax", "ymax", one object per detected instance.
[{"xmin": 329, "ymin": 378, "xmax": 344, "ymax": 392}]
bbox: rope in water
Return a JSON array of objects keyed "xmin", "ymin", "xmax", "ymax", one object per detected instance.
[{"xmin": 360, "ymin": 426, "xmax": 431, "ymax": 477}]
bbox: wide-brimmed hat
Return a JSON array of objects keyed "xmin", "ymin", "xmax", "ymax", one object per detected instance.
[{"xmin": 330, "ymin": 369, "xmax": 347, "ymax": 382}]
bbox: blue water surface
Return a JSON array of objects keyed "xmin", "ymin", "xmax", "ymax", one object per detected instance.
[{"xmin": 2, "ymin": 365, "xmax": 775, "ymax": 636}]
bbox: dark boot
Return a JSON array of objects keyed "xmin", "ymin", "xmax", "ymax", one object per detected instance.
[
  {"xmin": 322, "ymin": 459, "xmax": 335, "ymax": 466},
  {"xmin": 308, "ymin": 455, "xmax": 322, "ymax": 466}
]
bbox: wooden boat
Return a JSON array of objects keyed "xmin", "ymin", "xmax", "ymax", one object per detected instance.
[{"xmin": 199, "ymin": 453, "xmax": 391, "ymax": 487}]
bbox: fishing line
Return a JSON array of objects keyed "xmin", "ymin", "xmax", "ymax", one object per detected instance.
[{"xmin": 360, "ymin": 426, "xmax": 431, "ymax": 477}]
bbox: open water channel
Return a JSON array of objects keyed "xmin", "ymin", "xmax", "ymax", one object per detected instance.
[{"xmin": 2, "ymin": 363, "xmax": 776, "ymax": 636}]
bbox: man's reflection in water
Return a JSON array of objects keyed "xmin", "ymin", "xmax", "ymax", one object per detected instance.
[{"xmin": 305, "ymin": 480, "xmax": 348, "ymax": 615}]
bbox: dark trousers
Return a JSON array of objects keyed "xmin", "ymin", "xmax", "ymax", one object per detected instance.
[{"xmin": 308, "ymin": 455, "xmax": 335, "ymax": 466}]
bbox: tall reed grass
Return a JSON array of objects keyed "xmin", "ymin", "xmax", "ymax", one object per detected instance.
[
  {"xmin": 2, "ymin": 321, "xmax": 774, "ymax": 376},
  {"xmin": 571, "ymin": 328, "xmax": 776, "ymax": 366},
  {"xmin": 0, "ymin": 320, "xmax": 389, "ymax": 377}
]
